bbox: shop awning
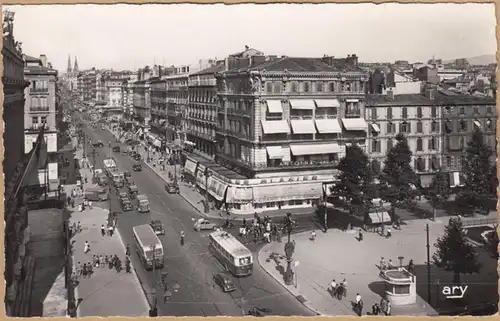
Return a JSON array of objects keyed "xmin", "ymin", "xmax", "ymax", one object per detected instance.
[
  {"xmin": 368, "ymin": 211, "xmax": 391, "ymax": 224},
  {"xmin": 183, "ymin": 159, "xmax": 197, "ymax": 176},
  {"xmin": 346, "ymin": 99, "xmax": 360, "ymax": 103},
  {"xmin": 226, "ymin": 186, "xmax": 254, "ymax": 203},
  {"xmin": 261, "ymin": 120, "xmax": 290, "ymax": 134},
  {"xmin": 289, "ymin": 99, "xmax": 315, "ymax": 110},
  {"xmin": 196, "ymin": 164, "xmax": 207, "ymax": 190},
  {"xmin": 290, "ymin": 119, "xmax": 316, "ymax": 134},
  {"xmin": 266, "ymin": 100, "xmax": 283, "ymax": 114},
  {"xmin": 315, "ymin": 99, "xmax": 341, "ymax": 108},
  {"xmin": 371, "ymin": 123, "xmax": 381, "ymax": 133},
  {"xmin": 342, "ymin": 118, "xmax": 368, "ymax": 131},
  {"xmin": 290, "ymin": 143, "xmax": 340, "ymax": 156},
  {"xmin": 315, "ymin": 119, "xmax": 342, "ymax": 134},
  {"xmin": 253, "ymin": 182, "xmax": 322, "ymax": 202},
  {"xmin": 207, "ymin": 176, "xmax": 228, "ymax": 202},
  {"xmin": 266, "ymin": 146, "xmax": 287, "ymax": 159}
]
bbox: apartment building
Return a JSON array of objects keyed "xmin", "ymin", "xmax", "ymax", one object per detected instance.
[
  {"xmin": 23, "ymin": 54, "xmax": 59, "ymax": 191},
  {"xmin": 150, "ymin": 77, "xmax": 167, "ymax": 137},
  {"xmin": 166, "ymin": 70, "xmax": 189, "ymax": 143},
  {"xmin": 194, "ymin": 54, "xmax": 369, "ymax": 214},
  {"xmin": 77, "ymin": 68, "xmax": 97, "ymax": 103},
  {"xmin": 186, "ymin": 63, "xmax": 223, "ymax": 158}
]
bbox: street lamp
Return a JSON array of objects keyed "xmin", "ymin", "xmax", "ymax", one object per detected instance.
[
  {"xmin": 91, "ymin": 148, "xmax": 97, "ymax": 181},
  {"xmin": 283, "ymin": 212, "xmax": 296, "ymax": 286},
  {"xmin": 204, "ymin": 169, "xmax": 210, "ymax": 213},
  {"xmin": 323, "ymin": 190, "xmax": 328, "ymax": 233},
  {"xmin": 108, "ymin": 141, "xmax": 111, "ymax": 159}
]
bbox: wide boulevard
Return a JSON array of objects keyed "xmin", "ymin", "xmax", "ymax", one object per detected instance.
[{"xmin": 75, "ymin": 112, "xmax": 316, "ymax": 317}]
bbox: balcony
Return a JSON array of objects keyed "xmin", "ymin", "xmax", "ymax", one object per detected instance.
[
  {"xmin": 29, "ymin": 106, "xmax": 50, "ymax": 113},
  {"xmin": 188, "ymin": 79, "xmax": 216, "ymax": 87},
  {"xmin": 29, "ymin": 88, "xmax": 49, "ymax": 94},
  {"xmin": 188, "ymin": 130, "xmax": 216, "ymax": 142},
  {"xmin": 25, "ymin": 124, "xmax": 49, "ymax": 133}
]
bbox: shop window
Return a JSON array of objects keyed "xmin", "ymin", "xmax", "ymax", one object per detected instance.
[{"xmin": 394, "ymin": 284, "xmax": 411, "ymax": 295}]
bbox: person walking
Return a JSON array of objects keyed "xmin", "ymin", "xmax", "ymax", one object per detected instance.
[
  {"xmin": 84, "ymin": 241, "xmax": 90, "ymax": 254},
  {"xmin": 126, "ymin": 244, "xmax": 130, "ymax": 257},
  {"xmin": 101, "ymin": 224, "xmax": 106, "ymax": 237}
]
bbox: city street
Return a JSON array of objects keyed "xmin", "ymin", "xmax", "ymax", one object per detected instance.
[{"xmin": 76, "ymin": 112, "xmax": 315, "ymax": 317}]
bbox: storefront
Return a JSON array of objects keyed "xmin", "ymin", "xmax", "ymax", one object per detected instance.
[
  {"xmin": 225, "ymin": 186, "xmax": 254, "ymax": 213},
  {"xmin": 207, "ymin": 175, "xmax": 229, "ymax": 205},
  {"xmin": 182, "ymin": 157, "xmax": 198, "ymax": 184},
  {"xmin": 252, "ymin": 182, "xmax": 322, "ymax": 212},
  {"xmin": 195, "ymin": 164, "xmax": 207, "ymax": 191}
]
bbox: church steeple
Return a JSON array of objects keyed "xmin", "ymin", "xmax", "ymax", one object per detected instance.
[
  {"xmin": 67, "ymin": 54, "xmax": 72, "ymax": 73},
  {"xmin": 73, "ymin": 56, "xmax": 79, "ymax": 72}
]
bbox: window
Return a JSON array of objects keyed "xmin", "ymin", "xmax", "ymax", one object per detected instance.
[
  {"xmin": 416, "ymin": 121, "xmax": 423, "ymax": 133},
  {"xmin": 316, "ymin": 82, "xmax": 323, "ymax": 92},
  {"xmin": 386, "ymin": 122, "xmax": 395, "ymax": 134},
  {"xmin": 486, "ymin": 106, "xmax": 493, "ymax": 114},
  {"xmin": 372, "ymin": 139, "xmax": 380, "ymax": 153},
  {"xmin": 273, "ymin": 82, "xmax": 282, "ymax": 94},
  {"xmin": 328, "ymin": 82, "xmax": 335, "ymax": 92},
  {"xmin": 445, "ymin": 120, "xmax": 453, "ymax": 133},
  {"xmin": 416, "ymin": 158, "xmax": 425, "ymax": 171},
  {"xmin": 303, "ymin": 82, "xmax": 310, "ymax": 93},
  {"xmin": 31, "ymin": 116, "xmax": 38, "ymax": 126},
  {"xmin": 416, "ymin": 138, "xmax": 423, "ymax": 151},
  {"xmin": 371, "ymin": 160, "xmax": 381, "ymax": 174},
  {"xmin": 387, "ymin": 139, "xmax": 393, "ymax": 151},
  {"xmin": 428, "ymin": 137, "xmax": 438, "ymax": 150},
  {"xmin": 431, "ymin": 121, "xmax": 439, "ymax": 133},
  {"xmin": 291, "ymin": 82, "xmax": 298, "ymax": 92},
  {"xmin": 431, "ymin": 106, "xmax": 437, "ymax": 118},
  {"xmin": 460, "ymin": 119, "xmax": 468, "ymax": 132},
  {"xmin": 473, "ymin": 106, "xmax": 479, "ymax": 114},
  {"xmin": 459, "ymin": 106, "xmax": 465, "ymax": 115},
  {"xmin": 486, "ymin": 118, "xmax": 493, "ymax": 131},
  {"xmin": 387, "ymin": 107, "xmax": 393, "ymax": 119},
  {"xmin": 446, "ymin": 156, "xmax": 452, "ymax": 169},
  {"xmin": 431, "ymin": 156, "xmax": 439, "ymax": 170},
  {"xmin": 372, "ymin": 108, "xmax": 378, "ymax": 120},
  {"xmin": 402, "ymin": 107, "xmax": 408, "ymax": 119},
  {"xmin": 400, "ymin": 121, "xmax": 411, "ymax": 133},
  {"xmin": 416, "ymin": 107, "xmax": 423, "ymax": 118}
]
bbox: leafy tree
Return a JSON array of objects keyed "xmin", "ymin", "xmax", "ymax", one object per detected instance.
[
  {"xmin": 457, "ymin": 129, "xmax": 493, "ymax": 215},
  {"xmin": 486, "ymin": 228, "xmax": 499, "ymax": 259},
  {"xmin": 488, "ymin": 163, "xmax": 498, "ymax": 197},
  {"xmin": 425, "ymin": 169, "xmax": 451, "ymax": 221},
  {"xmin": 433, "ymin": 217, "xmax": 481, "ymax": 283},
  {"xmin": 331, "ymin": 143, "xmax": 374, "ymax": 217},
  {"xmin": 379, "ymin": 133, "xmax": 419, "ymax": 211}
]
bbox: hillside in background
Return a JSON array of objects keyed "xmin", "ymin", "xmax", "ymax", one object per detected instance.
[{"xmin": 443, "ymin": 54, "xmax": 495, "ymax": 66}]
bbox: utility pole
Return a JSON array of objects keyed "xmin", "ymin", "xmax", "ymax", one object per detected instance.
[
  {"xmin": 426, "ymin": 223, "xmax": 431, "ymax": 304},
  {"xmin": 83, "ymin": 131, "xmax": 86, "ymax": 157},
  {"xmin": 323, "ymin": 191, "xmax": 328, "ymax": 232},
  {"xmin": 149, "ymin": 244, "xmax": 158, "ymax": 317},
  {"xmin": 108, "ymin": 141, "xmax": 111, "ymax": 159},
  {"xmin": 91, "ymin": 148, "xmax": 97, "ymax": 180},
  {"xmin": 204, "ymin": 168, "xmax": 210, "ymax": 213}
]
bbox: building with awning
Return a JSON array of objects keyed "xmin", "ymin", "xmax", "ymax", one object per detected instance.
[
  {"xmin": 315, "ymin": 99, "xmax": 341, "ymax": 108},
  {"xmin": 252, "ymin": 182, "xmax": 323, "ymax": 202},
  {"xmin": 290, "ymin": 143, "xmax": 341, "ymax": 156},
  {"xmin": 266, "ymin": 146, "xmax": 287, "ymax": 159},
  {"xmin": 261, "ymin": 120, "xmax": 290, "ymax": 134},
  {"xmin": 226, "ymin": 186, "xmax": 254, "ymax": 204},
  {"xmin": 290, "ymin": 119, "xmax": 317, "ymax": 134},
  {"xmin": 183, "ymin": 157, "xmax": 198, "ymax": 177},
  {"xmin": 289, "ymin": 99, "xmax": 315, "ymax": 110},
  {"xmin": 341, "ymin": 118, "xmax": 368, "ymax": 131},
  {"xmin": 265, "ymin": 100, "xmax": 283, "ymax": 113},
  {"xmin": 367, "ymin": 210, "xmax": 392, "ymax": 225},
  {"xmin": 207, "ymin": 176, "xmax": 229, "ymax": 201},
  {"xmin": 315, "ymin": 118, "xmax": 342, "ymax": 134},
  {"xmin": 195, "ymin": 163, "xmax": 207, "ymax": 190}
]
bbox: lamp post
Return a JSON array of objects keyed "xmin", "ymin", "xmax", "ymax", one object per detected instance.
[
  {"xmin": 204, "ymin": 169, "xmax": 210, "ymax": 213},
  {"xmin": 108, "ymin": 141, "xmax": 111, "ymax": 159},
  {"xmin": 283, "ymin": 212, "xmax": 295, "ymax": 286},
  {"xmin": 147, "ymin": 145, "xmax": 151, "ymax": 163},
  {"xmin": 323, "ymin": 191, "xmax": 328, "ymax": 233},
  {"xmin": 91, "ymin": 148, "xmax": 97, "ymax": 181},
  {"xmin": 149, "ymin": 244, "xmax": 158, "ymax": 317}
]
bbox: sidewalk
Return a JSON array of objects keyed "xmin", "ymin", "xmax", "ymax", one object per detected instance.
[
  {"xmin": 106, "ymin": 126, "xmax": 316, "ymax": 221},
  {"xmin": 67, "ymin": 148, "xmax": 149, "ymax": 317},
  {"xmin": 258, "ymin": 214, "xmax": 497, "ymax": 316}
]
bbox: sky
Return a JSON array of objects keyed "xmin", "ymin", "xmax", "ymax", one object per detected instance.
[{"xmin": 5, "ymin": 3, "xmax": 496, "ymax": 72}]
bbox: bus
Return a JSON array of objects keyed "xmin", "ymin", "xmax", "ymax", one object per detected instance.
[
  {"xmin": 132, "ymin": 224, "xmax": 164, "ymax": 271},
  {"xmin": 208, "ymin": 231, "xmax": 253, "ymax": 277}
]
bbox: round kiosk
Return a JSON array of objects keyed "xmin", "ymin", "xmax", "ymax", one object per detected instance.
[{"xmin": 379, "ymin": 267, "xmax": 417, "ymax": 305}]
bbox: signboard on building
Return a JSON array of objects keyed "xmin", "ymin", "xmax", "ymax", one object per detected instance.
[{"xmin": 24, "ymin": 133, "xmax": 58, "ymax": 154}]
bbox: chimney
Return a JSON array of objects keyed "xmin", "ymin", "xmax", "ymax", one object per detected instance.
[
  {"xmin": 245, "ymin": 45, "xmax": 249, "ymax": 51},
  {"xmin": 250, "ymin": 55, "xmax": 266, "ymax": 67},
  {"xmin": 346, "ymin": 54, "xmax": 358, "ymax": 68},
  {"xmin": 424, "ymin": 88, "xmax": 435, "ymax": 100},
  {"xmin": 39, "ymin": 54, "xmax": 47, "ymax": 67},
  {"xmin": 387, "ymin": 89, "xmax": 394, "ymax": 100}
]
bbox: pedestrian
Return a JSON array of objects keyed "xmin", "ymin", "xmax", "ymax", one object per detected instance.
[
  {"xmin": 388, "ymin": 259, "xmax": 393, "ymax": 269},
  {"xmin": 380, "ymin": 257, "xmax": 386, "ymax": 270},
  {"xmin": 92, "ymin": 255, "xmax": 97, "ymax": 267},
  {"xmin": 385, "ymin": 301, "xmax": 391, "ymax": 316},
  {"xmin": 372, "ymin": 303, "xmax": 380, "ymax": 315},
  {"xmin": 84, "ymin": 241, "xmax": 90, "ymax": 253},
  {"xmin": 77, "ymin": 221, "xmax": 82, "ymax": 233},
  {"xmin": 95, "ymin": 256, "xmax": 100, "ymax": 268},
  {"xmin": 311, "ymin": 230, "xmax": 316, "ymax": 242},
  {"xmin": 88, "ymin": 200, "xmax": 93, "ymax": 209},
  {"xmin": 330, "ymin": 279, "xmax": 337, "ymax": 292},
  {"xmin": 99, "ymin": 255, "xmax": 105, "ymax": 268},
  {"xmin": 82, "ymin": 263, "xmax": 88, "ymax": 278},
  {"xmin": 108, "ymin": 225, "xmax": 113, "ymax": 237},
  {"xmin": 101, "ymin": 224, "xmax": 106, "ymax": 237},
  {"xmin": 242, "ymin": 218, "xmax": 247, "ymax": 227},
  {"xmin": 126, "ymin": 244, "xmax": 130, "ymax": 257},
  {"xmin": 76, "ymin": 261, "xmax": 82, "ymax": 276}
]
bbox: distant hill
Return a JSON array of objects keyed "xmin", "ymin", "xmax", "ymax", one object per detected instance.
[{"xmin": 443, "ymin": 54, "xmax": 496, "ymax": 66}]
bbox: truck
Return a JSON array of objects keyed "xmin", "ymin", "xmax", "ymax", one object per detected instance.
[
  {"xmin": 110, "ymin": 169, "xmax": 125, "ymax": 188},
  {"xmin": 103, "ymin": 158, "xmax": 117, "ymax": 176},
  {"xmin": 132, "ymin": 224, "xmax": 164, "ymax": 270},
  {"xmin": 137, "ymin": 194, "xmax": 150, "ymax": 213},
  {"xmin": 84, "ymin": 186, "xmax": 109, "ymax": 201}
]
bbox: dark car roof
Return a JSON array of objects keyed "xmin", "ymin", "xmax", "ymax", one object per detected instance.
[{"xmin": 216, "ymin": 273, "xmax": 232, "ymax": 281}]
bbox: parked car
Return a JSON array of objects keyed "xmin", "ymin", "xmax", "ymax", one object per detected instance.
[
  {"xmin": 165, "ymin": 181, "xmax": 179, "ymax": 194},
  {"xmin": 93, "ymin": 140, "xmax": 104, "ymax": 148},
  {"xmin": 193, "ymin": 218, "xmax": 218, "ymax": 231},
  {"xmin": 112, "ymin": 146, "xmax": 120, "ymax": 152},
  {"xmin": 150, "ymin": 220, "xmax": 165, "ymax": 236},
  {"xmin": 213, "ymin": 273, "xmax": 236, "ymax": 293},
  {"xmin": 124, "ymin": 171, "xmax": 132, "ymax": 178},
  {"xmin": 133, "ymin": 164, "xmax": 142, "ymax": 171},
  {"xmin": 133, "ymin": 154, "xmax": 142, "ymax": 161},
  {"xmin": 121, "ymin": 198, "xmax": 133, "ymax": 211},
  {"xmin": 118, "ymin": 189, "xmax": 128, "ymax": 199},
  {"xmin": 128, "ymin": 184, "xmax": 139, "ymax": 199}
]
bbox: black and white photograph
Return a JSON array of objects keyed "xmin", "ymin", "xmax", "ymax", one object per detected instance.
[{"xmin": 3, "ymin": 3, "xmax": 498, "ymax": 318}]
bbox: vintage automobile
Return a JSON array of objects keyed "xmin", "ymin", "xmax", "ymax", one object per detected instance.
[
  {"xmin": 121, "ymin": 198, "xmax": 133, "ymax": 211},
  {"xmin": 132, "ymin": 164, "xmax": 142, "ymax": 171},
  {"xmin": 93, "ymin": 140, "xmax": 104, "ymax": 148},
  {"xmin": 165, "ymin": 181, "xmax": 179, "ymax": 194},
  {"xmin": 112, "ymin": 146, "xmax": 120, "ymax": 152},
  {"xmin": 213, "ymin": 273, "xmax": 236, "ymax": 293},
  {"xmin": 193, "ymin": 218, "xmax": 219, "ymax": 232},
  {"xmin": 117, "ymin": 189, "xmax": 128, "ymax": 200},
  {"xmin": 133, "ymin": 154, "xmax": 142, "ymax": 161},
  {"xmin": 128, "ymin": 184, "xmax": 139, "ymax": 199},
  {"xmin": 124, "ymin": 171, "xmax": 132, "ymax": 179},
  {"xmin": 150, "ymin": 220, "xmax": 165, "ymax": 236}
]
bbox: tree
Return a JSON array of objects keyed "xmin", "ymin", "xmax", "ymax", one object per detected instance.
[
  {"xmin": 425, "ymin": 169, "xmax": 451, "ymax": 221},
  {"xmin": 433, "ymin": 217, "xmax": 481, "ymax": 283},
  {"xmin": 379, "ymin": 133, "xmax": 419, "ymax": 211},
  {"xmin": 488, "ymin": 163, "xmax": 498, "ymax": 197},
  {"xmin": 331, "ymin": 143, "xmax": 374, "ymax": 217},
  {"xmin": 486, "ymin": 228, "xmax": 499, "ymax": 259},
  {"xmin": 457, "ymin": 129, "xmax": 493, "ymax": 215}
]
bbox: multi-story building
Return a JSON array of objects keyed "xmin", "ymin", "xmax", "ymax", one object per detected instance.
[
  {"xmin": 132, "ymin": 80, "xmax": 151, "ymax": 126},
  {"xmin": 166, "ymin": 70, "xmax": 189, "ymax": 143},
  {"xmin": 77, "ymin": 68, "xmax": 97, "ymax": 103},
  {"xmin": 104, "ymin": 73, "xmax": 123, "ymax": 107},
  {"xmin": 199, "ymin": 54, "xmax": 368, "ymax": 214},
  {"xmin": 186, "ymin": 62, "xmax": 223, "ymax": 158},
  {"xmin": 150, "ymin": 76, "xmax": 167, "ymax": 136},
  {"xmin": 365, "ymin": 86, "xmax": 496, "ymax": 187},
  {"xmin": 23, "ymin": 54, "xmax": 59, "ymax": 192}
]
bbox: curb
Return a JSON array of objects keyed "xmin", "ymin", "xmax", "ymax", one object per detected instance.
[
  {"xmin": 115, "ymin": 228, "xmax": 151, "ymax": 314},
  {"xmin": 256, "ymin": 243, "xmax": 322, "ymax": 316}
]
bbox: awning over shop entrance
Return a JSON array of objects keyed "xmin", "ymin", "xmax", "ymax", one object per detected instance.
[
  {"xmin": 253, "ymin": 182, "xmax": 322, "ymax": 202},
  {"xmin": 226, "ymin": 186, "xmax": 253, "ymax": 203},
  {"xmin": 367, "ymin": 211, "xmax": 391, "ymax": 224},
  {"xmin": 207, "ymin": 176, "xmax": 228, "ymax": 201},
  {"xmin": 183, "ymin": 159, "xmax": 197, "ymax": 176},
  {"xmin": 196, "ymin": 164, "xmax": 207, "ymax": 190}
]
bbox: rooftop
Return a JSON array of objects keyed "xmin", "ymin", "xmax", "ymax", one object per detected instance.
[
  {"xmin": 191, "ymin": 63, "xmax": 225, "ymax": 76},
  {"xmin": 24, "ymin": 65, "xmax": 58, "ymax": 76},
  {"xmin": 367, "ymin": 90, "xmax": 495, "ymax": 106},
  {"xmin": 228, "ymin": 56, "xmax": 363, "ymax": 73}
]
